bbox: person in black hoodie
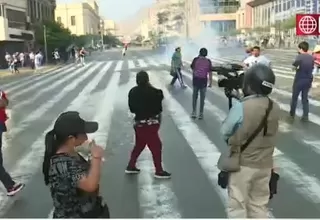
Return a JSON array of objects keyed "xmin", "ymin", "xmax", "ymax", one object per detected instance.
[{"xmin": 125, "ymin": 71, "xmax": 171, "ymax": 179}]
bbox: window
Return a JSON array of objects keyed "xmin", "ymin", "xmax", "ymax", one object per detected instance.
[
  {"xmin": 71, "ymin": 16, "xmax": 76, "ymax": 25},
  {"xmin": 37, "ymin": 2, "xmax": 40, "ymax": 18},
  {"xmin": 57, "ymin": 16, "xmax": 61, "ymax": 23},
  {"xmin": 6, "ymin": 8, "xmax": 26, "ymax": 29}
]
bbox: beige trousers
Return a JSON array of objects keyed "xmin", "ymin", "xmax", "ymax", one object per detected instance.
[{"xmin": 227, "ymin": 166, "xmax": 271, "ymax": 218}]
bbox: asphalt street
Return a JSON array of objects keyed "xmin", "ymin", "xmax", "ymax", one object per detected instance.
[{"xmin": 1, "ymin": 48, "xmax": 320, "ymax": 218}]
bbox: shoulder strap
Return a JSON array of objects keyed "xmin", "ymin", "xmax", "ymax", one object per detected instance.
[{"xmin": 240, "ymin": 98, "xmax": 273, "ymax": 153}]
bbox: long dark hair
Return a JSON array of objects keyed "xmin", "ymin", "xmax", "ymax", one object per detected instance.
[{"xmin": 42, "ymin": 130, "xmax": 75, "ymax": 185}]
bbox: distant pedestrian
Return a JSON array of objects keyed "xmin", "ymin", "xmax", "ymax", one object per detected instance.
[
  {"xmin": 34, "ymin": 51, "xmax": 42, "ymax": 73},
  {"xmin": 0, "ymin": 90, "xmax": 25, "ymax": 196},
  {"xmin": 190, "ymin": 48, "xmax": 213, "ymax": 119},
  {"xmin": 126, "ymin": 71, "xmax": 171, "ymax": 179},
  {"xmin": 170, "ymin": 47, "xmax": 186, "ymax": 88},
  {"xmin": 42, "ymin": 111, "xmax": 110, "ymax": 218}
]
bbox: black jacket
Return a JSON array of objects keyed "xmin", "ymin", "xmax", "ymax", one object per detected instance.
[{"xmin": 128, "ymin": 84, "xmax": 163, "ymax": 121}]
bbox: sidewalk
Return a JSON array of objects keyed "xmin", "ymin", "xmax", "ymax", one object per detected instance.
[{"xmin": 0, "ymin": 65, "xmax": 63, "ymax": 78}]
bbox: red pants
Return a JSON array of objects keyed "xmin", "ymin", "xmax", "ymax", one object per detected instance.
[{"xmin": 128, "ymin": 124, "xmax": 163, "ymax": 173}]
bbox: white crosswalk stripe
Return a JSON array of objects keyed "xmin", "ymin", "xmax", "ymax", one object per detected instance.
[{"xmin": 1, "ymin": 57, "xmax": 320, "ymax": 218}]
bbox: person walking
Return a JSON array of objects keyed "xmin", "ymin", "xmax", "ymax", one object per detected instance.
[
  {"xmin": 125, "ymin": 71, "xmax": 171, "ymax": 179},
  {"xmin": 190, "ymin": 48, "xmax": 213, "ymax": 119},
  {"xmin": 0, "ymin": 90, "xmax": 25, "ymax": 196},
  {"xmin": 170, "ymin": 47, "xmax": 186, "ymax": 88}
]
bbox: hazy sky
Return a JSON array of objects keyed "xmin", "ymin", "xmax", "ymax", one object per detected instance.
[{"xmin": 57, "ymin": 0, "xmax": 155, "ymax": 21}]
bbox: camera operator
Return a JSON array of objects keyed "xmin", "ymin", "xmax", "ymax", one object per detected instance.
[
  {"xmin": 243, "ymin": 46, "xmax": 271, "ymax": 68},
  {"xmin": 220, "ymin": 64, "xmax": 280, "ymax": 218}
]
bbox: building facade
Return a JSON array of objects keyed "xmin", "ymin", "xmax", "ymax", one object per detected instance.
[
  {"xmin": 249, "ymin": 0, "xmax": 320, "ymax": 28},
  {"xmin": 27, "ymin": 0, "xmax": 56, "ymax": 24},
  {"xmin": 236, "ymin": 0, "xmax": 253, "ymax": 30},
  {"xmin": 55, "ymin": 0, "xmax": 100, "ymax": 36},
  {"xmin": 103, "ymin": 19, "xmax": 117, "ymax": 35},
  {"xmin": 198, "ymin": 0, "xmax": 240, "ymax": 33}
]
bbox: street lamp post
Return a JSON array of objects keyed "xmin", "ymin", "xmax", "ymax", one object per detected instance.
[{"xmin": 43, "ymin": 25, "xmax": 48, "ymax": 65}]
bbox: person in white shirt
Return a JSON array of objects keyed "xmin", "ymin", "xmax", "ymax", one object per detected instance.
[
  {"xmin": 34, "ymin": 51, "xmax": 43, "ymax": 73},
  {"xmin": 19, "ymin": 52, "xmax": 25, "ymax": 67},
  {"xmin": 29, "ymin": 52, "xmax": 35, "ymax": 69},
  {"xmin": 4, "ymin": 53, "xmax": 12, "ymax": 71},
  {"xmin": 53, "ymin": 49, "xmax": 60, "ymax": 64},
  {"xmin": 243, "ymin": 46, "xmax": 271, "ymax": 69}
]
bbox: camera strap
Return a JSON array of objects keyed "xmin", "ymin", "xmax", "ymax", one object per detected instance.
[{"xmin": 240, "ymin": 98, "xmax": 273, "ymax": 153}]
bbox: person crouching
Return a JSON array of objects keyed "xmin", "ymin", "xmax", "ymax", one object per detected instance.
[{"xmin": 125, "ymin": 71, "xmax": 171, "ymax": 179}]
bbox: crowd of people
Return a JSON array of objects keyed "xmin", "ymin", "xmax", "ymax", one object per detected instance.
[
  {"xmin": 0, "ymin": 41, "xmax": 319, "ymax": 218},
  {"xmin": 4, "ymin": 49, "xmax": 63, "ymax": 74}
]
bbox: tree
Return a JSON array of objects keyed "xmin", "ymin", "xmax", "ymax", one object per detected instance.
[
  {"xmin": 103, "ymin": 34, "xmax": 121, "ymax": 45},
  {"xmin": 282, "ymin": 16, "xmax": 296, "ymax": 30},
  {"xmin": 34, "ymin": 20, "xmax": 73, "ymax": 52}
]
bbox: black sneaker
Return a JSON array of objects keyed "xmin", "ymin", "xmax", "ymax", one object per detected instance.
[
  {"xmin": 198, "ymin": 114, "xmax": 203, "ymax": 120},
  {"xmin": 154, "ymin": 171, "xmax": 171, "ymax": 179},
  {"xmin": 125, "ymin": 167, "xmax": 141, "ymax": 174},
  {"xmin": 7, "ymin": 183, "xmax": 25, "ymax": 196}
]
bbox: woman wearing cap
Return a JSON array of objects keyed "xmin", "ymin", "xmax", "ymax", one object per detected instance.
[{"xmin": 42, "ymin": 111, "xmax": 109, "ymax": 218}]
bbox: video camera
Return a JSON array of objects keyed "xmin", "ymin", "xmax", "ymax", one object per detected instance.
[{"xmin": 211, "ymin": 63, "xmax": 244, "ymax": 109}]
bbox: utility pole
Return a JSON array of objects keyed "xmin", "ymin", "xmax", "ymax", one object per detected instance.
[
  {"xmin": 43, "ymin": 25, "xmax": 48, "ymax": 65},
  {"xmin": 184, "ymin": 0, "xmax": 189, "ymax": 39}
]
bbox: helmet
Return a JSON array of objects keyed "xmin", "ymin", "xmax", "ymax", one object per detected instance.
[{"xmin": 242, "ymin": 64, "xmax": 275, "ymax": 96}]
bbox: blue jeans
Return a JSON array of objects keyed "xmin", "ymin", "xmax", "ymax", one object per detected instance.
[
  {"xmin": 192, "ymin": 86, "xmax": 207, "ymax": 114},
  {"xmin": 0, "ymin": 123, "xmax": 14, "ymax": 189},
  {"xmin": 290, "ymin": 78, "xmax": 312, "ymax": 117}
]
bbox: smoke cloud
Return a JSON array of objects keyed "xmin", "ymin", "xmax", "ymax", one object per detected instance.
[{"xmin": 155, "ymin": 25, "xmax": 222, "ymax": 64}]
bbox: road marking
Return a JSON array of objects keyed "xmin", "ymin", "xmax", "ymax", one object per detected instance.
[
  {"xmin": 48, "ymin": 63, "xmax": 119, "ymax": 218},
  {"xmin": 0, "ymin": 62, "xmax": 114, "ymax": 217},
  {"xmin": 11, "ymin": 63, "xmax": 107, "ymax": 112},
  {"xmin": 115, "ymin": 61, "xmax": 123, "ymax": 72},
  {"xmin": 5, "ymin": 65, "xmax": 77, "ymax": 95},
  {"xmin": 0, "ymin": 64, "xmax": 74, "ymax": 91},
  {"xmin": 156, "ymin": 72, "xmax": 275, "ymax": 217},
  {"xmin": 170, "ymin": 71, "xmax": 320, "ymax": 208},
  {"xmin": 137, "ymin": 59, "xmax": 148, "ymax": 68},
  {"xmin": 118, "ymin": 73, "xmax": 181, "ymax": 218},
  {"xmin": 2, "ymin": 63, "xmax": 100, "ymax": 151},
  {"xmin": 147, "ymin": 58, "xmax": 160, "ymax": 66},
  {"xmin": 128, "ymin": 60, "xmax": 135, "ymax": 69}
]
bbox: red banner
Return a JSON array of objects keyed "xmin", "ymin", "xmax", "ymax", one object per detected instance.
[{"xmin": 296, "ymin": 14, "xmax": 320, "ymax": 36}]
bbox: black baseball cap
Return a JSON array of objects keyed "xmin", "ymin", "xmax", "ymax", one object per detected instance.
[{"xmin": 53, "ymin": 111, "xmax": 98, "ymax": 136}]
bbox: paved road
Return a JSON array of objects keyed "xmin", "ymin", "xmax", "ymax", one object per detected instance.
[{"xmin": 1, "ymin": 48, "xmax": 320, "ymax": 218}]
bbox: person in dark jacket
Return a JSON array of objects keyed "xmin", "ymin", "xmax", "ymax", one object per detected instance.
[{"xmin": 125, "ymin": 71, "xmax": 171, "ymax": 179}]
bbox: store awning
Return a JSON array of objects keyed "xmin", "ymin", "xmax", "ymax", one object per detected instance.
[{"xmin": 247, "ymin": 0, "xmax": 273, "ymax": 7}]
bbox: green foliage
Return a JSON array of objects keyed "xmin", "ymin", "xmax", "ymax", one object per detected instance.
[
  {"xmin": 103, "ymin": 34, "xmax": 121, "ymax": 45},
  {"xmin": 34, "ymin": 20, "xmax": 73, "ymax": 51},
  {"xmin": 282, "ymin": 16, "xmax": 296, "ymax": 29}
]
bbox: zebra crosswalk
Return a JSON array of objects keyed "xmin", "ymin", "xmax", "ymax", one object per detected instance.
[{"xmin": 1, "ymin": 56, "xmax": 320, "ymax": 218}]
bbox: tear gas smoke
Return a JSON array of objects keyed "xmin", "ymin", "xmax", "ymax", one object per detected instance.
[{"xmin": 155, "ymin": 26, "xmax": 222, "ymax": 63}]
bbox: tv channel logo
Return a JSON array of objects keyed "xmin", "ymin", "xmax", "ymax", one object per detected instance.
[{"xmin": 296, "ymin": 14, "xmax": 320, "ymax": 36}]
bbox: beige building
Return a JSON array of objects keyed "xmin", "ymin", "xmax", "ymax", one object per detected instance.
[
  {"xmin": 55, "ymin": 0, "xmax": 100, "ymax": 36},
  {"xmin": 103, "ymin": 19, "xmax": 117, "ymax": 35}
]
